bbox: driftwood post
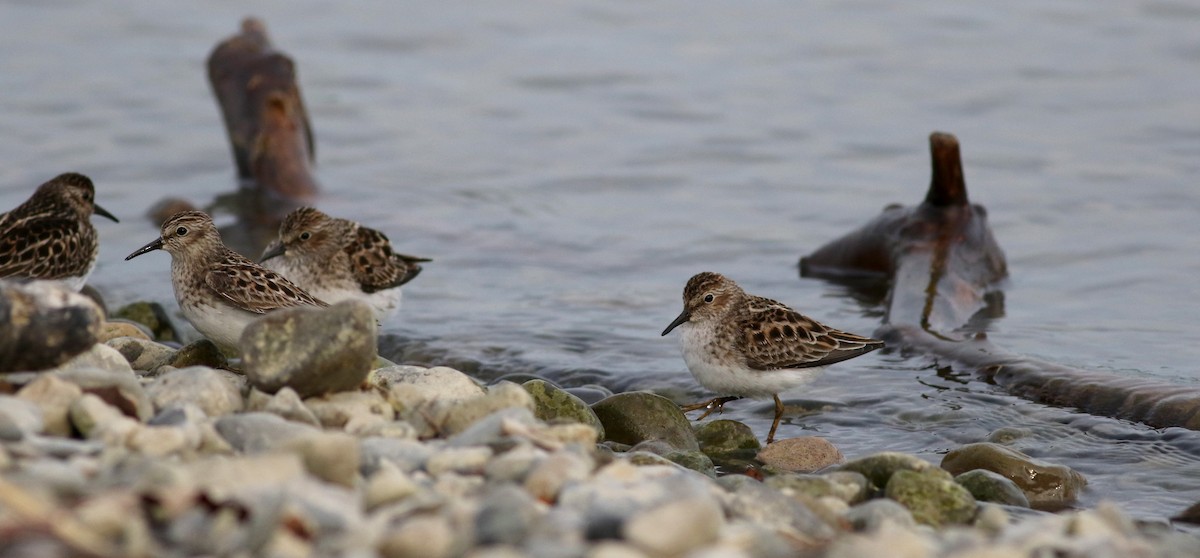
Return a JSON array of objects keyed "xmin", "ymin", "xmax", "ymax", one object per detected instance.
[
  {"xmin": 207, "ymin": 17, "xmax": 319, "ymax": 200},
  {"xmin": 802, "ymin": 132, "xmax": 1200, "ymax": 430}
]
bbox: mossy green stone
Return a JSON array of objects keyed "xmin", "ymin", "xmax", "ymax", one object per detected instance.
[
  {"xmin": 885, "ymin": 469, "xmax": 977, "ymax": 527},
  {"xmin": 664, "ymin": 449, "xmax": 716, "ymax": 477},
  {"xmin": 694, "ymin": 419, "xmax": 760, "ymax": 457},
  {"xmin": 838, "ymin": 451, "xmax": 948, "ymax": 492},
  {"xmin": 523, "ymin": 379, "xmax": 605, "ymax": 440},
  {"xmin": 113, "ymin": 301, "xmax": 179, "ymax": 343},
  {"xmin": 592, "ymin": 392, "xmax": 698, "ymax": 451},
  {"xmin": 941, "ymin": 443, "xmax": 1086, "ymax": 510},
  {"xmin": 167, "ymin": 339, "xmax": 228, "ymax": 370},
  {"xmin": 955, "ymin": 469, "xmax": 1030, "ymax": 508}
]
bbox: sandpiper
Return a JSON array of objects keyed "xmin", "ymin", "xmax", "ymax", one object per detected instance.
[
  {"xmin": 661, "ymin": 271, "xmax": 884, "ymax": 443},
  {"xmin": 126, "ymin": 210, "xmax": 327, "ymax": 350},
  {"xmin": 0, "ymin": 172, "xmax": 118, "ymax": 290},
  {"xmin": 260, "ymin": 207, "xmax": 429, "ymax": 322}
]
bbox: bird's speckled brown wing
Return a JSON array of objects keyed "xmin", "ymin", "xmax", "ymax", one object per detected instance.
[
  {"xmin": 737, "ymin": 295, "xmax": 883, "ymax": 371},
  {"xmin": 0, "ymin": 217, "xmax": 93, "ymax": 279},
  {"xmin": 347, "ymin": 226, "xmax": 429, "ymax": 293},
  {"xmin": 205, "ymin": 251, "xmax": 327, "ymax": 313}
]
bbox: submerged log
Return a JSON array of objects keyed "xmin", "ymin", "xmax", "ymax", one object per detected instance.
[
  {"xmin": 207, "ymin": 17, "xmax": 318, "ymax": 200},
  {"xmin": 802, "ymin": 133, "xmax": 1006, "ymax": 334},
  {"xmin": 801, "ymin": 132, "xmax": 1200, "ymax": 430}
]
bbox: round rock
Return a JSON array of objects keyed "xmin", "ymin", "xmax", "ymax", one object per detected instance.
[
  {"xmin": 145, "ymin": 366, "xmax": 244, "ymax": 417},
  {"xmin": 111, "ymin": 300, "xmax": 179, "ymax": 343},
  {"xmin": 523, "ymin": 379, "xmax": 605, "ymax": 439},
  {"xmin": 592, "ymin": 392, "xmax": 699, "ymax": 451},
  {"xmin": 941, "ymin": 442, "xmax": 1086, "ymax": 510},
  {"xmin": 884, "ymin": 469, "xmax": 977, "ymax": 527},
  {"xmin": 0, "ymin": 280, "xmax": 103, "ymax": 373},
  {"xmin": 757, "ymin": 436, "xmax": 843, "ymax": 473},
  {"xmin": 955, "ymin": 469, "xmax": 1031, "ymax": 508},
  {"xmin": 695, "ymin": 419, "xmax": 760, "ymax": 457},
  {"xmin": 240, "ymin": 300, "xmax": 377, "ymax": 398},
  {"xmin": 837, "ymin": 451, "xmax": 945, "ymax": 492}
]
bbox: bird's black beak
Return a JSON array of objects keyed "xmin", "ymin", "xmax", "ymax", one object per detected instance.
[
  {"xmin": 661, "ymin": 309, "xmax": 690, "ymax": 336},
  {"xmin": 125, "ymin": 237, "xmax": 164, "ymax": 261},
  {"xmin": 259, "ymin": 241, "xmax": 286, "ymax": 262},
  {"xmin": 93, "ymin": 203, "xmax": 119, "ymax": 223}
]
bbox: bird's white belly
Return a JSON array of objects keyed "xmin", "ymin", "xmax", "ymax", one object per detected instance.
[
  {"xmin": 677, "ymin": 322, "xmax": 823, "ymax": 398},
  {"xmin": 311, "ymin": 286, "xmax": 402, "ymax": 323},
  {"xmin": 182, "ymin": 302, "xmax": 261, "ymax": 351}
]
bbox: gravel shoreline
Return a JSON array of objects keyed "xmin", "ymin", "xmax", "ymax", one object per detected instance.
[{"xmin": 1, "ymin": 280, "xmax": 1198, "ymax": 557}]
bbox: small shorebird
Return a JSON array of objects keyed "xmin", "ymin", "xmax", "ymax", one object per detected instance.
[
  {"xmin": 126, "ymin": 210, "xmax": 326, "ymax": 350},
  {"xmin": 662, "ymin": 272, "xmax": 884, "ymax": 443},
  {"xmin": 260, "ymin": 207, "xmax": 429, "ymax": 322},
  {"xmin": 0, "ymin": 172, "xmax": 118, "ymax": 290}
]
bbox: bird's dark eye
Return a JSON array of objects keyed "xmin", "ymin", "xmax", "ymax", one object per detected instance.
[
  {"xmin": 299, "ymin": 232, "xmax": 311, "ymax": 241},
  {"xmin": 176, "ymin": 226, "xmax": 188, "ymax": 236},
  {"xmin": 703, "ymin": 294, "xmax": 714, "ymax": 303}
]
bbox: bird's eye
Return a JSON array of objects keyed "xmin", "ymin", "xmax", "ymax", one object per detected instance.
[
  {"xmin": 299, "ymin": 232, "xmax": 311, "ymax": 241},
  {"xmin": 176, "ymin": 226, "xmax": 188, "ymax": 236},
  {"xmin": 703, "ymin": 294, "xmax": 714, "ymax": 303}
]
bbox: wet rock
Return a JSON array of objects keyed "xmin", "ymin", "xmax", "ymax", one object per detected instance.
[
  {"xmin": 47, "ymin": 343, "xmax": 133, "ymax": 374},
  {"xmin": 240, "ymin": 300, "xmax": 376, "ymax": 398},
  {"xmin": 629, "ymin": 440, "xmax": 715, "ymax": 477},
  {"xmin": 0, "ymin": 280, "xmax": 103, "ymax": 372},
  {"xmin": 106, "ymin": 337, "xmax": 176, "ymax": 372},
  {"xmin": 476, "ymin": 484, "xmax": 541, "ymax": 546},
  {"xmin": 0, "ymin": 395, "xmax": 44, "ymax": 440},
  {"xmin": 624, "ymin": 496, "xmax": 723, "ymax": 556},
  {"xmin": 837, "ymin": 451, "xmax": 944, "ymax": 492},
  {"xmin": 304, "ymin": 389, "xmax": 394, "ymax": 433},
  {"xmin": 146, "ymin": 366, "xmax": 244, "ymax": 417},
  {"xmin": 694, "ymin": 419, "xmax": 760, "ymax": 458},
  {"xmin": 843, "ymin": 498, "xmax": 917, "ymax": 531},
  {"xmin": 885, "ymin": 469, "xmax": 977, "ymax": 527},
  {"xmin": 162, "ymin": 339, "xmax": 228, "ymax": 370},
  {"xmin": 246, "ymin": 386, "xmax": 320, "ymax": 426},
  {"xmin": 766, "ymin": 472, "xmax": 868, "ymax": 505},
  {"xmin": 941, "ymin": 442, "xmax": 1086, "ymax": 510},
  {"xmin": 53, "ymin": 368, "xmax": 154, "ymax": 421},
  {"xmin": 97, "ymin": 319, "xmax": 152, "ymax": 342},
  {"xmin": 523, "ymin": 379, "xmax": 605, "ymax": 439},
  {"xmin": 429, "ymin": 381, "xmax": 536, "ymax": 437},
  {"xmin": 717, "ymin": 474, "xmax": 836, "ymax": 542},
  {"xmin": 16, "ymin": 374, "xmax": 83, "ymax": 436},
  {"xmin": 757, "ymin": 436, "xmax": 844, "ymax": 473},
  {"xmin": 985, "ymin": 426, "xmax": 1033, "ymax": 445},
  {"xmin": 955, "ymin": 469, "xmax": 1030, "ymax": 508},
  {"xmin": 592, "ymin": 392, "xmax": 699, "ymax": 451},
  {"xmin": 379, "ymin": 365, "xmax": 485, "ymax": 411},
  {"xmin": 214, "ymin": 412, "xmax": 361, "ymax": 486},
  {"xmin": 112, "ymin": 300, "xmax": 179, "ymax": 343}
]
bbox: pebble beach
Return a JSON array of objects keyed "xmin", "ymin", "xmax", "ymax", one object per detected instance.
[{"xmin": 1, "ymin": 280, "xmax": 1198, "ymax": 557}]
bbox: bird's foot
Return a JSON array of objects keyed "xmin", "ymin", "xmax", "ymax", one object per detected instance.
[{"xmin": 680, "ymin": 396, "xmax": 742, "ymax": 421}]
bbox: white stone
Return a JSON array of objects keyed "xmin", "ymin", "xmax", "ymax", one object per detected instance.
[
  {"xmin": 16, "ymin": 374, "xmax": 83, "ymax": 436},
  {"xmin": 624, "ymin": 496, "xmax": 723, "ymax": 556}
]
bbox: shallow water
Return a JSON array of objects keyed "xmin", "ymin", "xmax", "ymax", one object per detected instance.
[{"xmin": 2, "ymin": 0, "xmax": 1200, "ymax": 519}]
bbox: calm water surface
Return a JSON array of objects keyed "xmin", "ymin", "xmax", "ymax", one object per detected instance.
[{"xmin": 2, "ymin": 0, "xmax": 1200, "ymax": 519}]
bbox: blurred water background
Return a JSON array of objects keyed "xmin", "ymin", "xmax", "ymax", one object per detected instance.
[{"xmin": 2, "ymin": 0, "xmax": 1199, "ymax": 519}]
